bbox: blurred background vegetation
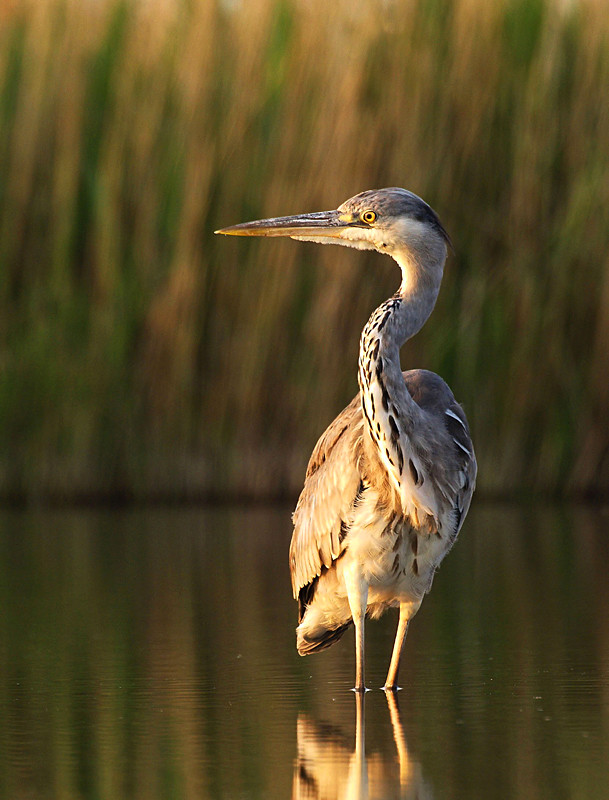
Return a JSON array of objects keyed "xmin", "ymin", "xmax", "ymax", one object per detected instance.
[{"xmin": 1, "ymin": 0, "xmax": 608, "ymax": 503}]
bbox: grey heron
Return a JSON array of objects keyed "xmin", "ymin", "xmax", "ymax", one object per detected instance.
[{"xmin": 216, "ymin": 188, "xmax": 476, "ymax": 692}]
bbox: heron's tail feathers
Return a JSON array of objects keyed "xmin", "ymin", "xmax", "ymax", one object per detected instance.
[{"xmin": 296, "ymin": 612, "xmax": 351, "ymax": 655}]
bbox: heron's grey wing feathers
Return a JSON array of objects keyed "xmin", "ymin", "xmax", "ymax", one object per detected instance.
[
  {"xmin": 442, "ymin": 399, "xmax": 477, "ymax": 528},
  {"xmin": 290, "ymin": 395, "xmax": 363, "ymax": 598},
  {"xmin": 403, "ymin": 370, "xmax": 477, "ymax": 537}
]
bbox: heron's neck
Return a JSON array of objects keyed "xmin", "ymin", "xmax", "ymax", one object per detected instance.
[
  {"xmin": 357, "ymin": 248, "xmax": 443, "ymax": 475},
  {"xmin": 359, "ymin": 248, "xmax": 442, "ymax": 381}
]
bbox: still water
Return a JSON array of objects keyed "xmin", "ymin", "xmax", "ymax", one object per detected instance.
[{"xmin": 1, "ymin": 503, "xmax": 609, "ymax": 798}]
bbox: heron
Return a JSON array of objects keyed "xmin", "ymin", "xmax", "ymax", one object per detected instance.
[{"xmin": 216, "ymin": 188, "xmax": 476, "ymax": 691}]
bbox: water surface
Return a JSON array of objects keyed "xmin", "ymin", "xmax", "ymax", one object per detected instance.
[{"xmin": 1, "ymin": 503, "xmax": 609, "ymax": 798}]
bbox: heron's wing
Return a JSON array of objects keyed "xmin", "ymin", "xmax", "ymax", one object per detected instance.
[
  {"xmin": 404, "ymin": 369, "xmax": 477, "ymax": 537},
  {"xmin": 290, "ymin": 395, "xmax": 363, "ymax": 598},
  {"xmin": 439, "ymin": 397, "xmax": 477, "ymax": 534}
]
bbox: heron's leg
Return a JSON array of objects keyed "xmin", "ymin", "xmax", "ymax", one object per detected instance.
[
  {"xmin": 345, "ymin": 571, "xmax": 368, "ymax": 692},
  {"xmin": 384, "ymin": 600, "xmax": 420, "ymax": 691}
]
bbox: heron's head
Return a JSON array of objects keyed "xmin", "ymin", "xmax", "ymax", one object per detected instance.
[{"xmin": 215, "ymin": 188, "xmax": 451, "ymax": 272}]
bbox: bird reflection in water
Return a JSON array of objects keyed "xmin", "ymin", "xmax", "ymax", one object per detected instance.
[{"xmin": 293, "ymin": 692, "xmax": 433, "ymax": 799}]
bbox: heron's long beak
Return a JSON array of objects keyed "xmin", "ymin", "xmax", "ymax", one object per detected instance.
[{"xmin": 215, "ymin": 209, "xmax": 357, "ymax": 239}]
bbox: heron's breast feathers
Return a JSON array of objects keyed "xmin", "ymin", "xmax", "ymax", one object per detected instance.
[{"xmin": 290, "ymin": 375, "xmax": 477, "ymax": 599}]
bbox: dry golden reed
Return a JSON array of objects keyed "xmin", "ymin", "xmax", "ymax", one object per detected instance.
[{"xmin": 1, "ymin": 0, "xmax": 609, "ymax": 500}]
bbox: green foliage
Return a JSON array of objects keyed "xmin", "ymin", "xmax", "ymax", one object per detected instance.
[{"xmin": 0, "ymin": 0, "xmax": 608, "ymax": 500}]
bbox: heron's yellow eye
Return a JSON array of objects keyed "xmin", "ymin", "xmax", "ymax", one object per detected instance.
[{"xmin": 361, "ymin": 210, "xmax": 376, "ymax": 224}]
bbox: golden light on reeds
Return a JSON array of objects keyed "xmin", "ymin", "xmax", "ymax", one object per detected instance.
[{"xmin": 0, "ymin": 0, "xmax": 608, "ymax": 500}]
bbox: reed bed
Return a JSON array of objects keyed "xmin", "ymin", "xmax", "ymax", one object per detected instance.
[{"xmin": 0, "ymin": 0, "xmax": 608, "ymax": 501}]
